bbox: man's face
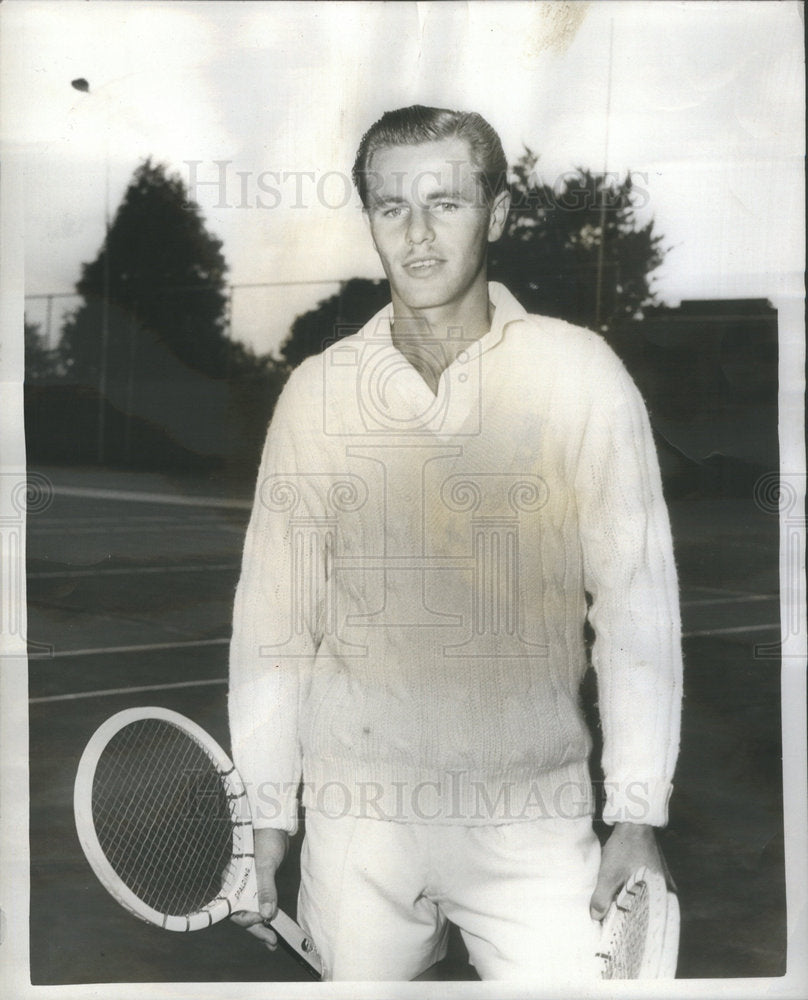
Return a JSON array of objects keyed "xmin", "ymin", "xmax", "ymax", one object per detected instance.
[{"xmin": 365, "ymin": 137, "xmax": 509, "ymax": 316}]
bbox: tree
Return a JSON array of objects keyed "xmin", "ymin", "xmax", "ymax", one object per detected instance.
[
  {"xmin": 24, "ymin": 318, "xmax": 58, "ymax": 381},
  {"xmin": 279, "ymin": 278, "xmax": 391, "ymax": 368},
  {"xmin": 59, "ymin": 158, "xmax": 231, "ymax": 386},
  {"xmin": 489, "ymin": 152, "xmax": 665, "ymax": 333}
]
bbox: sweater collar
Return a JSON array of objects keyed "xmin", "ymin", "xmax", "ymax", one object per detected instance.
[{"xmin": 363, "ymin": 281, "xmax": 528, "ymax": 358}]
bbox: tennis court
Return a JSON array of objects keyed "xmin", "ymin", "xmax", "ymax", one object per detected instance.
[{"xmin": 27, "ymin": 462, "xmax": 786, "ymax": 983}]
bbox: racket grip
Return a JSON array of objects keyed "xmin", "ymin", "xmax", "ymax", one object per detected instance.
[
  {"xmin": 271, "ymin": 908, "xmax": 323, "ymax": 978},
  {"xmin": 240, "ymin": 867, "xmax": 323, "ymax": 978}
]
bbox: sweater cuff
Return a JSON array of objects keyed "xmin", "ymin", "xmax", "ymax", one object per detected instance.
[
  {"xmin": 601, "ymin": 779, "xmax": 673, "ymax": 828},
  {"xmin": 248, "ymin": 780, "xmax": 300, "ymax": 836}
]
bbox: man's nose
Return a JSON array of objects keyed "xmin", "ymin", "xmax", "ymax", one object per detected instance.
[{"xmin": 406, "ymin": 207, "xmax": 434, "ymax": 244}]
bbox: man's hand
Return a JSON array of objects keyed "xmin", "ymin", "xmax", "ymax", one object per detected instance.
[
  {"xmin": 589, "ymin": 823, "xmax": 674, "ymax": 921},
  {"xmin": 230, "ymin": 827, "xmax": 289, "ymax": 949}
]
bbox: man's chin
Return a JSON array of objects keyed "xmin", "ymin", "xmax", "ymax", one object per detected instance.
[{"xmin": 393, "ymin": 283, "xmax": 452, "ymax": 313}]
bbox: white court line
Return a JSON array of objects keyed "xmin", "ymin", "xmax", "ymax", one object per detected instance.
[
  {"xmin": 683, "ymin": 623, "xmax": 779, "ymax": 638},
  {"xmin": 35, "ymin": 515, "xmax": 194, "ymax": 525},
  {"xmin": 684, "ymin": 584, "xmax": 778, "ymax": 598},
  {"xmin": 32, "ymin": 515, "xmax": 241, "ymax": 529},
  {"xmin": 31, "ymin": 620, "xmax": 781, "ymax": 703},
  {"xmin": 29, "ymin": 563, "xmax": 238, "ymax": 579},
  {"xmin": 31, "ymin": 523, "xmax": 245, "ymax": 537},
  {"xmin": 681, "ymin": 594, "xmax": 777, "ymax": 607},
  {"xmin": 28, "ymin": 566, "xmax": 777, "ymax": 595},
  {"xmin": 53, "ymin": 485, "xmax": 252, "ymax": 510},
  {"xmin": 28, "ymin": 637, "xmax": 229, "ymax": 659},
  {"xmin": 29, "ymin": 677, "xmax": 227, "ymax": 704},
  {"xmin": 27, "ymin": 620, "xmax": 781, "ymax": 661}
]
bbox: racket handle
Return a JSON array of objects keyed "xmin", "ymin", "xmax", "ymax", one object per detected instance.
[
  {"xmin": 240, "ymin": 868, "xmax": 323, "ymax": 978},
  {"xmin": 271, "ymin": 908, "xmax": 323, "ymax": 978}
]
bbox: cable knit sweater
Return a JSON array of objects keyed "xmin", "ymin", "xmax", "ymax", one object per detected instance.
[{"xmin": 229, "ymin": 283, "xmax": 682, "ymax": 834}]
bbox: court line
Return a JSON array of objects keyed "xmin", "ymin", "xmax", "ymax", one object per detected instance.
[
  {"xmin": 53, "ymin": 485, "xmax": 252, "ymax": 510},
  {"xmin": 683, "ymin": 584, "xmax": 778, "ymax": 598},
  {"xmin": 27, "ymin": 620, "xmax": 780, "ymax": 703},
  {"xmin": 29, "ymin": 677, "xmax": 227, "ymax": 704},
  {"xmin": 34, "ymin": 515, "xmax": 200, "ymax": 525},
  {"xmin": 28, "ymin": 619, "xmax": 781, "ymax": 661},
  {"xmin": 32, "ymin": 518, "xmax": 243, "ymax": 529},
  {"xmin": 29, "ymin": 563, "xmax": 239, "ymax": 580},
  {"xmin": 681, "ymin": 594, "xmax": 777, "ymax": 607},
  {"xmin": 31, "ymin": 523, "xmax": 246, "ymax": 536},
  {"xmin": 682, "ymin": 623, "xmax": 779, "ymax": 638},
  {"xmin": 28, "ymin": 560, "xmax": 777, "ymax": 603},
  {"xmin": 28, "ymin": 637, "xmax": 230, "ymax": 659}
]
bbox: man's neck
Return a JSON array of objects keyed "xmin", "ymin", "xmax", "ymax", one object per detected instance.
[
  {"xmin": 391, "ymin": 280, "xmax": 492, "ymax": 343},
  {"xmin": 389, "ymin": 281, "xmax": 493, "ymax": 394}
]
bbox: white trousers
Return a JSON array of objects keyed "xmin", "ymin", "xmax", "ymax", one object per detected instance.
[{"xmin": 298, "ymin": 811, "xmax": 602, "ymax": 982}]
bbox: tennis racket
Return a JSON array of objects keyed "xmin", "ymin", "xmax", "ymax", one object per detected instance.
[
  {"xmin": 596, "ymin": 865, "xmax": 680, "ymax": 979},
  {"xmin": 73, "ymin": 706, "xmax": 323, "ymax": 979}
]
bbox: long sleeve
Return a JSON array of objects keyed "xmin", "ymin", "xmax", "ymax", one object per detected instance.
[
  {"xmin": 575, "ymin": 343, "xmax": 683, "ymax": 827},
  {"xmin": 228, "ymin": 366, "xmax": 323, "ymax": 834}
]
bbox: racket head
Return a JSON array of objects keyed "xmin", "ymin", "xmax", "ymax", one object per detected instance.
[
  {"xmin": 74, "ymin": 706, "xmax": 255, "ymax": 932},
  {"xmin": 597, "ymin": 865, "xmax": 680, "ymax": 979}
]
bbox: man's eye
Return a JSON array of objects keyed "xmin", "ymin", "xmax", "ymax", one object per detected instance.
[
  {"xmin": 435, "ymin": 201, "xmax": 459, "ymax": 213},
  {"xmin": 383, "ymin": 206, "xmax": 406, "ymax": 218}
]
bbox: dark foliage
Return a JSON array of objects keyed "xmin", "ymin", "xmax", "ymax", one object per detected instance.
[
  {"xmin": 34, "ymin": 159, "xmax": 288, "ymax": 474},
  {"xmin": 59, "ymin": 158, "xmax": 231, "ymax": 385},
  {"xmin": 279, "ymin": 278, "xmax": 391, "ymax": 368},
  {"xmin": 24, "ymin": 318, "xmax": 59, "ymax": 382},
  {"xmin": 489, "ymin": 152, "xmax": 666, "ymax": 333}
]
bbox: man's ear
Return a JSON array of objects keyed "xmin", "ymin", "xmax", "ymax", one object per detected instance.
[{"xmin": 487, "ymin": 189, "xmax": 510, "ymax": 243}]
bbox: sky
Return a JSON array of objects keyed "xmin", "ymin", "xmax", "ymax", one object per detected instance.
[{"xmin": 2, "ymin": 0, "xmax": 804, "ymax": 357}]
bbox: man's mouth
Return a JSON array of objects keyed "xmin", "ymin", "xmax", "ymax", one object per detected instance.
[{"xmin": 404, "ymin": 258, "xmax": 444, "ymax": 273}]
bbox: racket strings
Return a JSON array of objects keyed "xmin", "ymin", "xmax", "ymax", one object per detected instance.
[
  {"xmin": 101, "ymin": 723, "xmax": 205, "ymax": 901},
  {"xmin": 143, "ymin": 726, "xmax": 235, "ymax": 914},
  {"xmin": 92, "ymin": 718, "xmax": 235, "ymax": 917},
  {"xmin": 133, "ymin": 731, "xmax": 215, "ymax": 901},
  {"xmin": 601, "ymin": 882, "xmax": 651, "ymax": 979},
  {"xmin": 101, "ymin": 721, "xmax": 233, "ymax": 915},
  {"xmin": 125, "ymin": 734, "xmax": 218, "ymax": 914},
  {"xmin": 101, "ymin": 722, "xmax": 198, "ymax": 883},
  {"xmin": 96, "ymin": 718, "xmax": 167, "ymax": 860},
  {"xmin": 156, "ymin": 776, "xmax": 235, "ymax": 917},
  {"xmin": 94, "ymin": 721, "xmax": 209, "ymax": 907}
]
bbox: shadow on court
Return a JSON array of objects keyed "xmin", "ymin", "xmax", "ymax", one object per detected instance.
[{"xmin": 26, "ymin": 464, "xmax": 786, "ymax": 983}]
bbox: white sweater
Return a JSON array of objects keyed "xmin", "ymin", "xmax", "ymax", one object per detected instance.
[{"xmin": 229, "ymin": 283, "xmax": 682, "ymax": 833}]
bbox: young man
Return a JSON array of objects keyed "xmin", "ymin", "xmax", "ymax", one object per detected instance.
[{"xmin": 229, "ymin": 106, "xmax": 682, "ymax": 982}]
